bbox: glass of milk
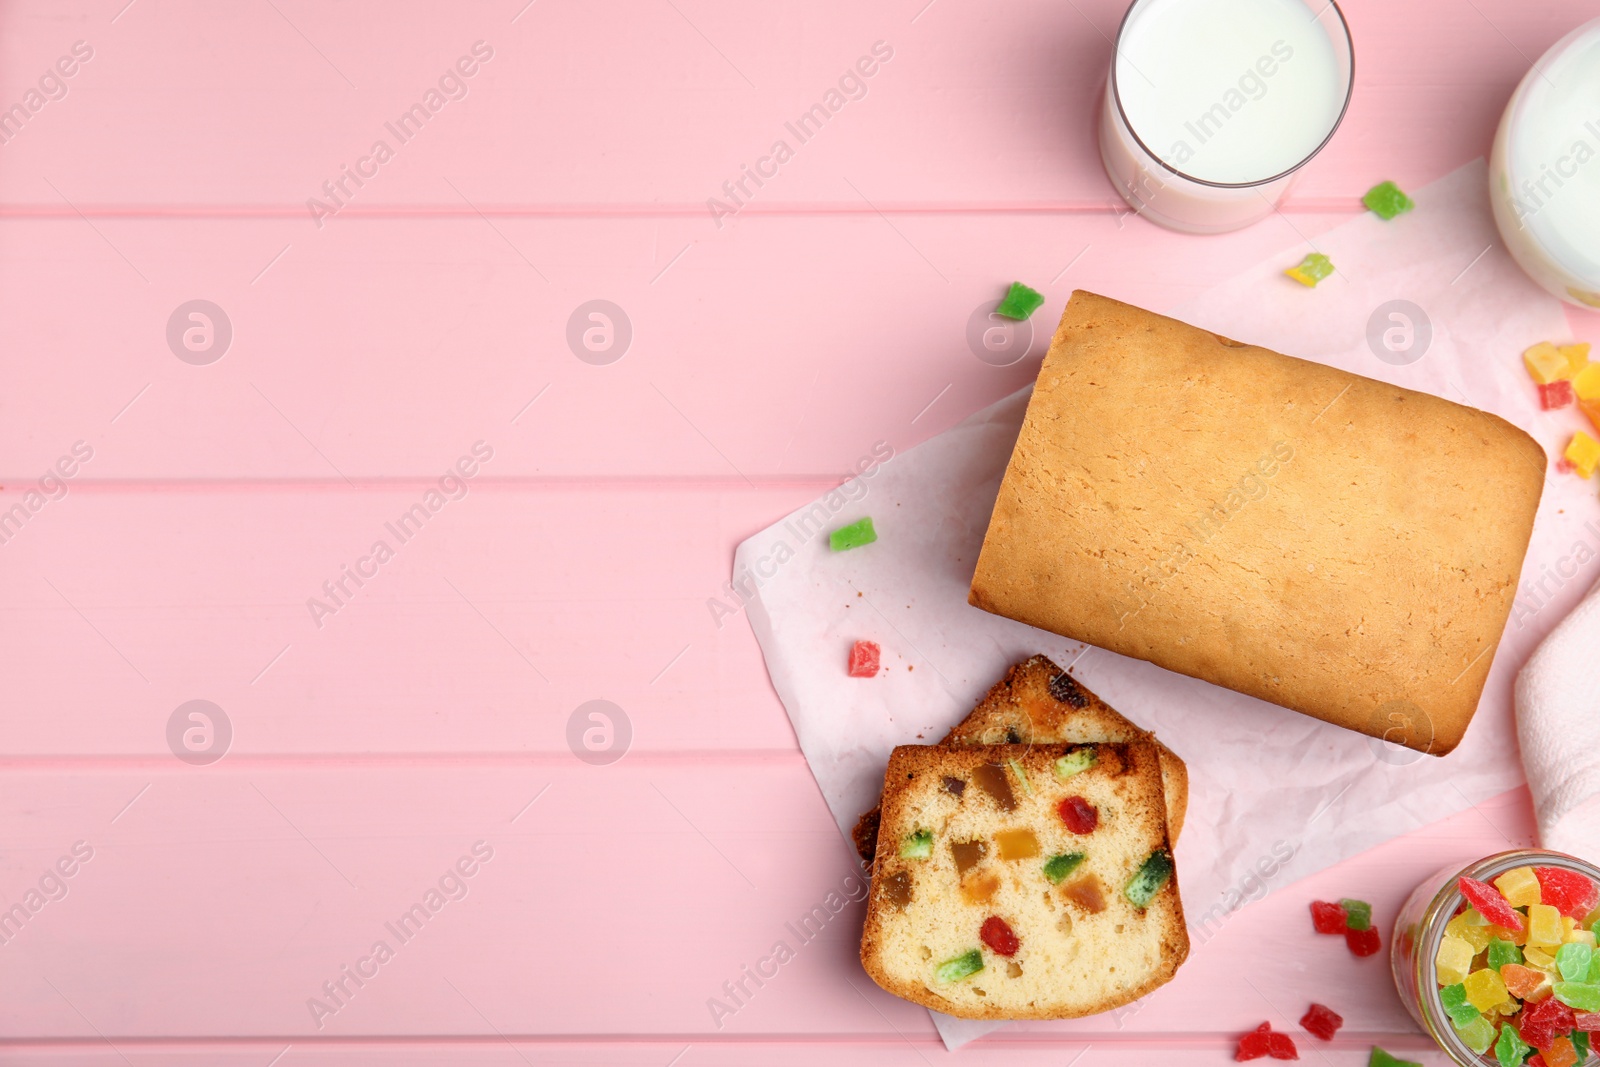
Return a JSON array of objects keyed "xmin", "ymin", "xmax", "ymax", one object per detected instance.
[
  {"xmin": 1099, "ymin": 0, "xmax": 1355, "ymax": 234},
  {"xmin": 1488, "ymin": 17, "xmax": 1600, "ymax": 309}
]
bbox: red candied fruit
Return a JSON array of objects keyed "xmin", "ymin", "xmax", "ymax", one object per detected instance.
[
  {"xmin": 1540, "ymin": 380, "xmax": 1576, "ymax": 410},
  {"xmin": 1266, "ymin": 1031, "xmax": 1299, "ymax": 1061},
  {"xmin": 1300, "ymin": 1003, "xmax": 1343, "ymax": 1041},
  {"xmin": 980, "ymin": 915, "xmax": 1020, "ymax": 956},
  {"xmin": 1459, "ymin": 875, "xmax": 1526, "ymax": 932},
  {"xmin": 1534, "ymin": 866, "xmax": 1599, "ymax": 919},
  {"xmin": 1057, "ymin": 796, "xmax": 1099, "ymax": 834},
  {"xmin": 1345, "ymin": 926, "xmax": 1380, "ymax": 957},
  {"xmin": 1519, "ymin": 995, "xmax": 1577, "ymax": 1052},
  {"xmin": 847, "ymin": 640, "xmax": 880, "ymax": 678},
  {"xmin": 1575, "ymin": 1012, "xmax": 1600, "ymax": 1032},
  {"xmin": 1236, "ymin": 1023, "xmax": 1272, "ymax": 1061},
  {"xmin": 1528, "ymin": 1055, "xmax": 1549, "ymax": 1067},
  {"xmin": 1310, "ymin": 901, "xmax": 1347, "ymax": 935},
  {"xmin": 1558, "ymin": 457, "xmax": 1578, "ymax": 475}
]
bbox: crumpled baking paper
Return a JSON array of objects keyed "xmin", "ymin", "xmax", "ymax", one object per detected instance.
[{"xmin": 735, "ymin": 160, "xmax": 1599, "ymax": 1049}]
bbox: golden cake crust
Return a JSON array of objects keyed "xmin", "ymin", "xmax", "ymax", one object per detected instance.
[{"xmin": 969, "ymin": 291, "xmax": 1545, "ymax": 755}]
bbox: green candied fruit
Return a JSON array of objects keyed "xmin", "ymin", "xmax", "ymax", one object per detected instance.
[
  {"xmin": 1453, "ymin": 1014, "xmax": 1496, "ymax": 1056},
  {"xmin": 1362, "ymin": 180, "xmax": 1415, "ymax": 220},
  {"xmin": 935, "ymin": 948, "xmax": 984, "ymax": 983},
  {"xmin": 1439, "ymin": 982, "xmax": 1479, "ymax": 1027},
  {"xmin": 1042, "ymin": 852, "xmax": 1086, "ymax": 885},
  {"xmin": 1285, "ymin": 252, "xmax": 1335, "ymax": 287},
  {"xmin": 993, "ymin": 281, "xmax": 1045, "ymax": 321},
  {"xmin": 1494, "ymin": 1021, "xmax": 1531, "ymax": 1067},
  {"xmin": 1054, "ymin": 746, "xmax": 1097, "ymax": 780},
  {"xmin": 1124, "ymin": 850, "xmax": 1175, "ymax": 909},
  {"xmin": 899, "ymin": 829, "xmax": 932, "ymax": 860},
  {"xmin": 1340, "ymin": 898, "xmax": 1372, "ymax": 932},
  {"xmin": 1554, "ymin": 980, "xmax": 1600, "ymax": 1011},
  {"xmin": 1575, "ymin": 1030, "xmax": 1591, "ymax": 1061},
  {"xmin": 1006, "ymin": 758, "xmax": 1033, "ymax": 796},
  {"xmin": 1487, "ymin": 938, "xmax": 1523, "ymax": 970},
  {"xmin": 1558, "ymin": 941, "xmax": 1594, "ymax": 981},
  {"xmin": 1369, "ymin": 1049, "xmax": 1424, "ymax": 1067},
  {"xmin": 829, "ymin": 517, "xmax": 877, "ymax": 552}
]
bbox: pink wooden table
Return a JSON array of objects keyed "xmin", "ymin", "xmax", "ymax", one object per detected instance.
[{"xmin": 2, "ymin": 0, "xmax": 1598, "ymax": 1063}]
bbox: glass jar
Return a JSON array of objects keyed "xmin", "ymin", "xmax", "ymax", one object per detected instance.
[{"xmin": 1391, "ymin": 849, "xmax": 1600, "ymax": 1065}]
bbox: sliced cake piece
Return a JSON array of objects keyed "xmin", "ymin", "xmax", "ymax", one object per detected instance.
[
  {"xmin": 860, "ymin": 742, "xmax": 1187, "ymax": 1019},
  {"xmin": 850, "ymin": 656, "xmax": 1188, "ymax": 865}
]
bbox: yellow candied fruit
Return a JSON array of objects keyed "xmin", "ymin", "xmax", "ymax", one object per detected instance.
[
  {"xmin": 1496, "ymin": 867, "xmax": 1543, "ymax": 909},
  {"xmin": 1576, "ymin": 363, "xmax": 1600, "ymax": 402},
  {"xmin": 1463, "ymin": 967, "xmax": 1510, "ymax": 1012},
  {"xmin": 1567, "ymin": 433, "xmax": 1600, "ymax": 480},
  {"xmin": 1530, "ymin": 903, "xmax": 1565, "ymax": 948},
  {"xmin": 1527, "ymin": 341, "xmax": 1571, "ymax": 383},
  {"xmin": 1525, "ymin": 945, "xmax": 1558, "ymax": 969},
  {"xmin": 1462, "ymin": 907, "xmax": 1492, "ymax": 927},
  {"xmin": 1584, "ymin": 906, "xmax": 1600, "ymax": 931},
  {"xmin": 1563, "ymin": 342, "xmax": 1593, "ymax": 378},
  {"xmin": 1566, "ymin": 928, "xmax": 1597, "ymax": 949},
  {"xmin": 1581, "ymin": 396, "xmax": 1600, "ymax": 436},
  {"xmin": 1447, "ymin": 912, "xmax": 1496, "ymax": 952},
  {"xmin": 1437, "ymin": 935, "xmax": 1477, "ymax": 986}
]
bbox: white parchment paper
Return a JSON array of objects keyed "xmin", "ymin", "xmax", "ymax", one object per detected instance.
[{"xmin": 735, "ymin": 161, "xmax": 1600, "ymax": 1048}]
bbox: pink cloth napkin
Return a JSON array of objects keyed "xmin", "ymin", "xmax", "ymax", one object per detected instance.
[{"xmin": 1519, "ymin": 572, "xmax": 1600, "ymax": 858}]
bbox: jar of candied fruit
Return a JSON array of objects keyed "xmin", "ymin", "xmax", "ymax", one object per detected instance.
[{"xmin": 1392, "ymin": 850, "xmax": 1600, "ymax": 1065}]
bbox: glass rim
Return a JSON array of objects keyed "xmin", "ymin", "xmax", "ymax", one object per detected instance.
[
  {"xmin": 1410, "ymin": 849, "xmax": 1600, "ymax": 1065},
  {"xmin": 1107, "ymin": 0, "xmax": 1357, "ymax": 190}
]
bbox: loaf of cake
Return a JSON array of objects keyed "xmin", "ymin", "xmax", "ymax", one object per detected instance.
[
  {"xmin": 969, "ymin": 291, "xmax": 1546, "ymax": 755},
  {"xmin": 859, "ymin": 741, "xmax": 1187, "ymax": 1019},
  {"xmin": 850, "ymin": 655, "xmax": 1187, "ymax": 865}
]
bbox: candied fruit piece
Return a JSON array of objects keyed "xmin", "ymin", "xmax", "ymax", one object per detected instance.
[
  {"xmin": 1437, "ymin": 935, "xmax": 1475, "ymax": 985},
  {"xmin": 1521, "ymin": 994, "xmax": 1578, "ymax": 1050},
  {"xmin": 1061, "ymin": 874, "xmax": 1106, "ymax": 913},
  {"xmin": 972, "ymin": 763, "xmax": 1016, "ymax": 812},
  {"xmin": 996, "ymin": 828, "xmax": 1040, "ymax": 860},
  {"xmin": 1527, "ymin": 342, "xmax": 1571, "ymax": 384},
  {"xmin": 1456, "ymin": 1014, "xmax": 1497, "ymax": 1055},
  {"xmin": 1440, "ymin": 982, "xmax": 1481, "ymax": 1026},
  {"xmin": 1464, "ymin": 967, "xmax": 1510, "ymax": 1012},
  {"xmin": 1575, "ymin": 1010, "xmax": 1600, "ymax": 1031},
  {"xmin": 1555, "ymin": 982, "xmax": 1600, "ymax": 1012},
  {"xmin": 1540, "ymin": 380, "xmax": 1576, "ymax": 410},
  {"xmin": 1311, "ymin": 901, "xmax": 1347, "ymax": 935},
  {"xmin": 1236, "ymin": 1023, "xmax": 1272, "ymax": 1061},
  {"xmin": 1341, "ymin": 898, "xmax": 1373, "ymax": 932},
  {"xmin": 1576, "ymin": 1031, "xmax": 1592, "ymax": 1061},
  {"xmin": 1545, "ymin": 1035, "xmax": 1578, "ymax": 1067},
  {"xmin": 1536, "ymin": 868, "xmax": 1600, "ymax": 920},
  {"xmin": 899, "ymin": 829, "xmax": 932, "ymax": 860},
  {"xmin": 961, "ymin": 869, "xmax": 1001, "ymax": 904},
  {"xmin": 847, "ymin": 639, "xmax": 880, "ymax": 678},
  {"xmin": 1498, "ymin": 1023, "xmax": 1534, "ymax": 1067},
  {"xmin": 829, "ymin": 517, "xmax": 877, "ymax": 551},
  {"xmin": 994, "ymin": 281, "xmax": 1045, "ymax": 321},
  {"xmin": 1370, "ymin": 1048, "xmax": 1423, "ymax": 1067},
  {"xmin": 1362, "ymin": 180, "xmax": 1415, "ymax": 220},
  {"xmin": 1057, "ymin": 796, "xmax": 1098, "ymax": 834},
  {"xmin": 1345, "ymin": 926, "xmax": 1380, "ymax": 957},
  {"xmin": 1006, "ymin": 758, "xmax": 1033, "ymax": 796},
  {"xmin": 1042, "ymin": 852, "xmax": 1085, "ymax": 885},
  {"xmin": 1532, "ymin": 904, "xmax": 1566, "ymax": 947},
  {"xmin": 1048, "ymin": 671, "xmax": 1089, "ymax": 707},
  {"xmin": 1461, "ymin": 876, "xmax": 1527, "ymax": 933},
  {"xmin": 951, "ymin": 839, "xmax": 988, "ymax": 875},
  {"xmin": 1558, "ymin": 942, "xmax": 1595, "ymax": 981},
  {"xmin": 1527, "ymin": 944, "xmax": 1559, "ymax": 969},
  {"xmin": 980, "ymin": 915, "xmax": 1020, "ymax": 957},
  {"xmin": 1577, "ymin": 364, "xmax": 1600, "ymax": 402},
  {"xmin": 941, "ymin": 776, "xmax": 966, "ymax": 797},
  {"xmin": 1125, "ymin": 850, "xmax": 1175, "ymax": 909},
  {"xmin": 883, "ymin": 869, "xmax": 912, "ymax": 909},
  {"xmin": 1285, "ymin": 253, "xmax": 1334, "ymax": 287},
  {"xmin": 1265, "ymin": 1031, "xmax": 1298, "ymax": 1060},
  {"xmin": 1502, "ymin": 962, "xmax": 1553, "ymax": 1001},
  {"xmin": 935, "ymin": 948, "xmax": 984, "ymax": 982},
  {"xmin": 1448, "ymin": 912, "xmax": 1495, "ymax": 952},
  {"xmin": 1489, "ymin": 939, "xmax": 1524, "ymax": 969},
  {"xmin": 1054, "ymin": 747, "xmax": 1096, "ymax": 780},
  {"xmin": 1562, "ymin": 342, "xmax": 1593, "ymax": 377},
  {"xmin": 1300, "ymin": 1003, "xmax": 1342, "ymax": 1041},
  {"xmin": 1498, "ymin": 867, "xmax": 1545, "ymax": 909}
]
